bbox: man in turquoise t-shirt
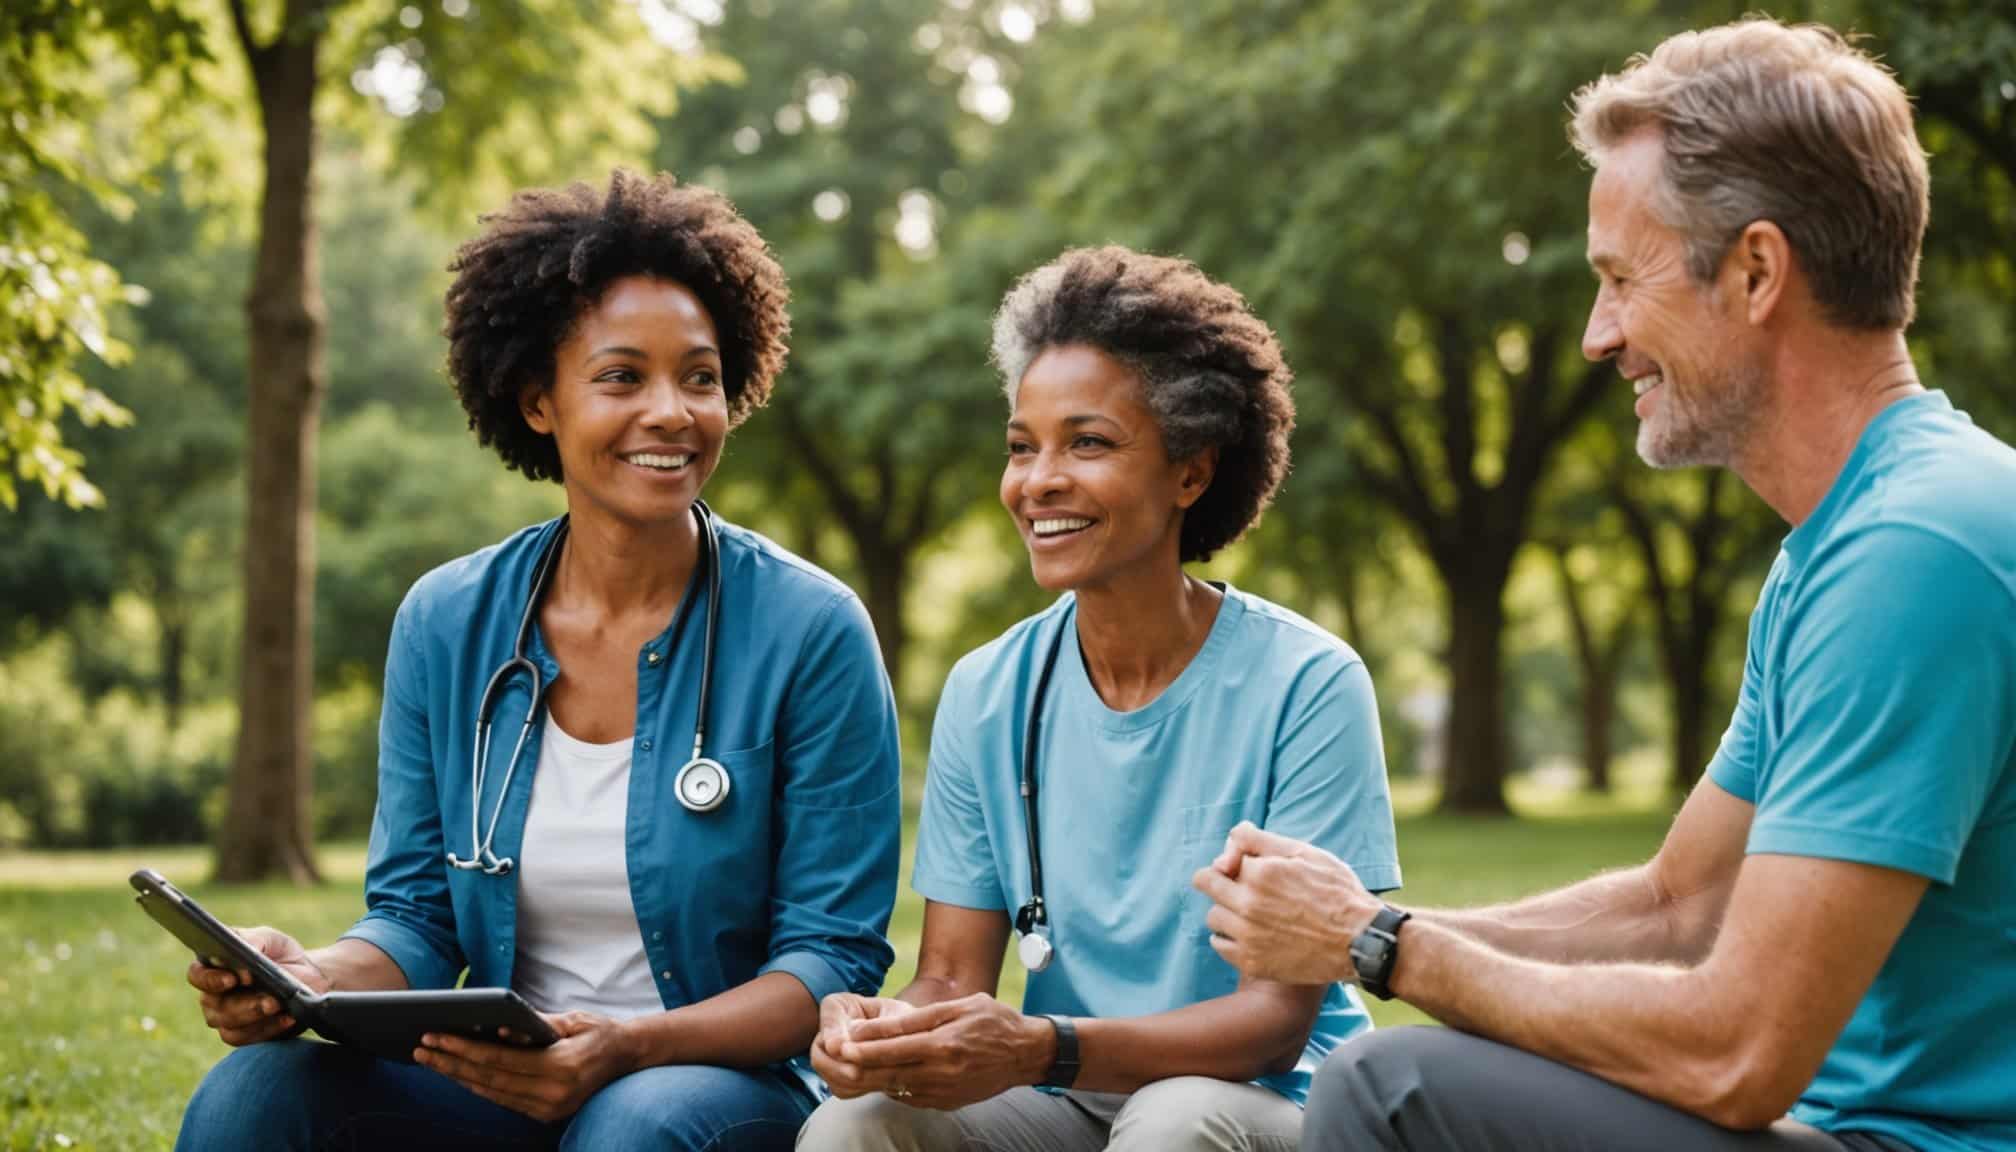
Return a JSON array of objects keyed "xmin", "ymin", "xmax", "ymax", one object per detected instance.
[{"xmin": 1198, "ymin": 17, "xmax": 2016, "ymax": 1152}]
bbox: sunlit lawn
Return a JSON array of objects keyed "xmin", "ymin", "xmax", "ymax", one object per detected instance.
[{"xmin": 0, "ymin": 780, "xmax": 1673, "ymax": 1150}]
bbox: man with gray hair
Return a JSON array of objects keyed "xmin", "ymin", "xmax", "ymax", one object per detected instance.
[{"xmin": 1194, "ymin": 17, "xmax": 2016, "ymax": 1152}]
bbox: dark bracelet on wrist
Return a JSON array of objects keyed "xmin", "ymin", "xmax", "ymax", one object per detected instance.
[{"xmin": 1037, "ymin": 1014, "xmax": 1080, "ymax": 1089}]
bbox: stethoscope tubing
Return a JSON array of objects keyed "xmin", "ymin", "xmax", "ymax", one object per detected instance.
[
  {"xmin": 1016, "ymin": 612, "xmax": 1070, "ymax": 966},
  {"xmin": 450, "ymin": 503, "xmax": 721, "ymax": 877}
]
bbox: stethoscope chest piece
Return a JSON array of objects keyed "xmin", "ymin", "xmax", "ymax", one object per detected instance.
[
  {"xmin": 675, "ymin": 756, "xmax": 731, "ymax": 813},
  {"xmin": 1018, "ymin": 929, "xmax": 1054, "ymax": 973}
]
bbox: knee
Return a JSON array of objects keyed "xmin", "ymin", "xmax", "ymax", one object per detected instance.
[
  {"xmin": 795, "ymin": 1092, "xmax": 927, "ymax": 1152},
  {"xmin": 566, "ymin": 1080, "xmax": 680, "ymax": 1150},
  {"xmin": 1305, "ymin": 1028, "xmax": 1454, "ymax": 1152},
  {"xmin": 176, "ymin": 1041, "xmax": 323, "ymax": 1152},
  {"xmin": 1318, "ymin": 1026, "xmax": 1463, "ymax": 1098},
  {"xmin": 565, "ymin": 1068, "xmax": 805, "ymax": 1152},
  {"xmin": 1107, "ymin": 1077, "xmax": 1289, "ymax": 1152}
]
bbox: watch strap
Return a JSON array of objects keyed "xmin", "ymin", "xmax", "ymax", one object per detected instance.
[
  {"xmin": 1351, "ymin": 903, "xmax": 1411, "ymax": 1001},
  {"xmin": 1370, "ymin": 903, "xmax": 1410, "ymax": 937},
  {"xmin": 1037, "ymin": 1014, "xmax": 1080, "ymax": 1089}
]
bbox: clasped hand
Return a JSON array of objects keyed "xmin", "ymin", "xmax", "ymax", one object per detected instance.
[
  {"xmin": 811, "ymin": 992, "xmax": 1050, "ymax": 1111},
  {"xmin": 1191, "ymin": 821, "xmax": 1382, "ymax": 986}
]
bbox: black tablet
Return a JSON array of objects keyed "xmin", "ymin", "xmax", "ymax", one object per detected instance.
[
  {"xmin": 131, "ymin": 868, "xmax": 559, "ymax": 1063},
  {"xmin": 131, "ymin": 868, "xmax": 306, "ymax": 1001},
  {"xmin": 303, "ymin": 987, "xmax": 560, "ymax": 1063}
]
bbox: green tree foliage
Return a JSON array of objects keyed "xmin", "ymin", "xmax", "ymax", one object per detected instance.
[
  {"xmin": 653, "ymin": 0, "xmax": 1057, "ymax": 694},
  {"xmin": 1867, "ymin": 0, "xmax": 2016, "ymax": 437},
  {"xmin": 8, "ymin": 2, "xmax": 2016, "ymax": 854},
  {"xmin": 195, "ymin": 0, "xmax": 733, "ymax": 883},
  {"xmin": 645, "ymin": 0, "xmax": 1064, "ymax": 694},
  {"xmin": 1020, "ymin": 0, "xmax": 1703, "ymax": 811},
  {"xmin": 0, "ymin": 1, "xmax": 207, "ymax": 508}
]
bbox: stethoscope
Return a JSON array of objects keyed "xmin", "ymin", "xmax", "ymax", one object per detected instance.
[
  {"xmin": 1014, "ymin": 616, "xmax": 1070, "ymax": 971},
  {"xmin": 447, "ymin": 501, "xmax": 728, "ymax": 878}
]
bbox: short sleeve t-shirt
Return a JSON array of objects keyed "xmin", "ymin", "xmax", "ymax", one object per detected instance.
[
  {"xmin": 913, "ymin": 586, "xmax": 1402, "ymax": 1106},
  {"xmin": 1707, "ymin": 392, "xmax": 2016, "ymax": 1152}
]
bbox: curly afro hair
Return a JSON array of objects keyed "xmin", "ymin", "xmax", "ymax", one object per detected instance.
[
  {"xmin": 990, "ymin": 245, "xmax": 1295, "ymax": 563},
  {"xmin": 443, "ymin": 168, "xmax": 790, "ymax": 482}
]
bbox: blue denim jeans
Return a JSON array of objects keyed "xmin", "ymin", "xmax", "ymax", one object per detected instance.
[{"xmin": 175, "ymin": 1039, "xmax": 814, "ymax": 1152}]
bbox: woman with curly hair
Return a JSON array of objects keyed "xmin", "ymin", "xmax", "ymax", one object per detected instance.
[
  {"xmin": 797, "ymin": 246, "xmax": 1401, "ymax": 1152},
  {"xmin": 175, "ymin": 170, "xmax": 901, "ymax": 1151}
]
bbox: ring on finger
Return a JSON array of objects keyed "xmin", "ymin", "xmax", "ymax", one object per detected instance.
[{"xmin": 889, "ymin": 1083, "xmax": 912, "ymax": 1099}]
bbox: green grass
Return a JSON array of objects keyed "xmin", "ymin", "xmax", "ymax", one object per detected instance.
[{"xmin": 0, "ymin": 797, "xmax": 1671, "ymax": 1150}]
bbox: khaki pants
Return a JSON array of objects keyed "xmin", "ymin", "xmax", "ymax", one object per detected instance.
[{"xmin": 797, "ymin": 1077, "xmax": 1302, "ymax": 1152}]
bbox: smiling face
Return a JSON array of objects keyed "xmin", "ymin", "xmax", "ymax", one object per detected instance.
[
  {"xmin": 522, "ymin": 276, "xmax": 729, "ymax": 529},
  {"xmin": 1001, "ymin": 344, "xmax": 1214, "ymax": 593},
  {"xmin": 1583, "ymin": 130, "xmax": 1769, "ymax": 469}
]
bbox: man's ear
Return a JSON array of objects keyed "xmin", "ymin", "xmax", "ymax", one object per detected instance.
[
  {"xmin": 1175, "ymin": 446, "xmax": 1219, "ymax": 510},
  {"xmin": 520, "ymin": 380, "xmax": 553, "ymax": 436},
  {"xmin": 1731, "ymin": 219, "xmax": 1792, "ymax": 326}
]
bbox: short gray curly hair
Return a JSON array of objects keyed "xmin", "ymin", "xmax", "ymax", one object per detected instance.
[{"xmin": 990, "ymin": 245, "xmax": 1295, "ymax": 563}]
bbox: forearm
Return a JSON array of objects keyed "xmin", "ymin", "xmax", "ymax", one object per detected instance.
[
  {"xmin": 307, "ymin": 938, "xmax": 411, "ymax": 992},
  {"xmin": 896, "ymin": 973, "xmax": 990, "ymax": 1009},
  {"xmin": 1068, "ymin": 986, "xmax": 1314, "ymax": 1094},
  {"xmin": 620, "ymin": 971, "xmax": 819, "ymax": 1070},
  {"xmin": 1391, "ymin": 919, "xmax": 1748, "ymax": 1124},
  {"xmin": 1416, "ymin": 864, "xmax": 1709, "ymax": 965}
]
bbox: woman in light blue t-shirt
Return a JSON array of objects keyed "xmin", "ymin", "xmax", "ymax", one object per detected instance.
[{"xmin": 797, "ymin": 246, "xmax": 1402, "ymax": 1152}]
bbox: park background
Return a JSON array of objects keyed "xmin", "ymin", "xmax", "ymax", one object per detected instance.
[{"xmin": 2, "ymin": 0, "xmax": 2012, "ymax": 1146}]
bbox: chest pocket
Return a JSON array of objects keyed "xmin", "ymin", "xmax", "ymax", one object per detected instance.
[
  {"xmin": 645, "ymin": 741, "xmax": 779, "ymax": 963},
  {"xmin": 1181, "ymin": 801, "xmax": 1248, "ymax": 938}
]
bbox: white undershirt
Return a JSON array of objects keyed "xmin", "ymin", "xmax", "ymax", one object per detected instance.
[{"xmin": 510, "ymin": 719, "xmax": 662, "ymax": 1019}]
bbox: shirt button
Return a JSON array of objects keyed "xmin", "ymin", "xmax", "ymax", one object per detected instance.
[
  {"xmin": 661, "ymin": 970, "xmax": 672, "ymax": 980},
  {"xmin": 639, "ymin": 738, "xmax": 653, "ymax": 752},
  {"xmin": 652, "ymin": 930, "xmax": 663, "ymax": 941},
  {"xmin": 646, "ymin": 651, "xmax": 661, "ymax": 665}
]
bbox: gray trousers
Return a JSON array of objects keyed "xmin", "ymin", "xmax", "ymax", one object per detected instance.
[
  {"xmin": 796, "ymin": 1076, "xmax": 1301, "ymax": 1152},
  {"xmin": 1305, "ymin": 1028, "xmax": 1915, "ymax": 1152}
]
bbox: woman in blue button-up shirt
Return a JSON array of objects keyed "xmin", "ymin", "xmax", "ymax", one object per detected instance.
[{"xmin": 176, "ymin": 170, "xmax": 902, "ymax": 1152}]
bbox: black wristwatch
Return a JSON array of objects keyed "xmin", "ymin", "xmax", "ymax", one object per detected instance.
[
  {"xmin": 1037, "ymin": 1014, "xmax": 1080, "ymax": 1088},
  {"xmin": 1349, "ymin": 903, "xmax": 1411, "ymax": 1001}
]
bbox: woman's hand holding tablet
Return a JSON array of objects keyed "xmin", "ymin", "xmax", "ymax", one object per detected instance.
[
  {"xmin": 135, "ymin": 868, "xmax": 560, "ymax": 1065},
  {"xmin": 414, "ymin": 1010, "xmax": 640, "ymax": 1123},
  {"xmin": 186, "ymin": 926, "xmax": 330, "ymax": 1046}
]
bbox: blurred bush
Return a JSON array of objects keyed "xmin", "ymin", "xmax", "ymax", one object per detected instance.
[
  {"xmin": 0, "ymin": 631, "xmax": 385, "ymax": 851},
  {"xmin": 0, "ymin": 635, "xmax": 232, "ymax": 848}
]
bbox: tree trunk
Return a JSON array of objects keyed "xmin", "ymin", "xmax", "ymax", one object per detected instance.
[
  {"xmin": 1553, "ymin": 548, "xmax": 1622, "ymax": 793},
  {"xmin": 1439, "ymin": 560, "xmax": 1512, "ymax": 815},
  {"xmin": 1347, "ymin": 324, "xmax": 1608, "ymax": 818},
  {"xmin": 1617, "ymin": 470, "xmax": 1774, "ymax": 799},
  {"xmin": 856, "ymin": 544, "xmax": 908, "ymax": 702},
  {"xmin": 789, "ymin": 491, "xmax": 826, "ymax": 572},
  {"xmin": 1333, "ymin": 545, "xmax": 1369, "ymax": 658},
  {"xmin": 1668, "ymin": 623, "xmax": 1714, "ymax": 793},
  {"xmin": 160, "ymin": 593, "xmax": 186, "ymax": 733},
  {"xmin": 1583, "ymin": 669, "xmax": 1616, "ymax": 793},
  {"xmin": 1571, "ymin": 633, "xmax": 1621, "ymax": 795},
  {"xmin": 215, "ymin": 12, "xmax": 324, "ymax": 885}
]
